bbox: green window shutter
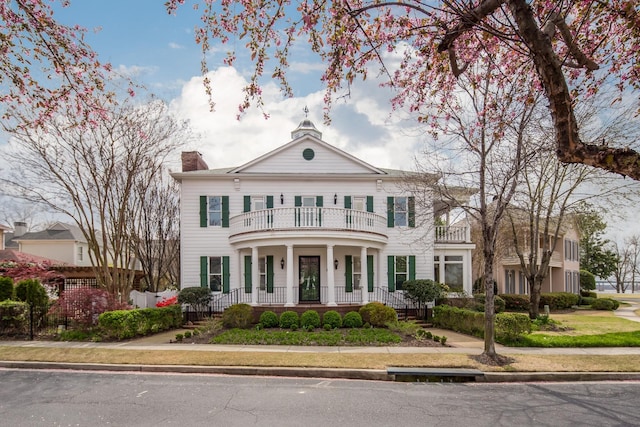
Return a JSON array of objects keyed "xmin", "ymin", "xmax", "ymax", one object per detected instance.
[
  {"xmin": 345, "ymin": 255, "xmax": 353, "ymax": 292},
  {"xmin": 344, "ymin": 196, "xmax": 352, "ymax": 209},
  {"xmin": 316, "ymin": 196, "xmax": 323, "ymax": 226},
  {"xmin": 387, "ymin": 256, "xmax": 395, "ymax": 292},
  {"xmin": 316, "ymin": 196, "xmax": 323, "ymax": 207},
  {"xmin": 294, "ymin": 196, "xmax": 301, "ymax": 226},
  {"xmin": 222, "ymin": 256, "xmax": 230, "ymax": 293},
  {"xmin": 367, "ymin": 255, "xmax": 374, "ymax": 292},
  {"xmin": 387, "ymin": 197, "xmax": 394, "ymax": 228},
  {"xmin": 409, "ymin": 255, "xmax": 416, "ymax": 280},
  {"xmin": 266, "ymin": 255, "xmax": 274, "ymax": 293},
  {"xmin": 408, "ymin": 196, "xmax": 415, "ymax": 228},
  {"xmin": 366, "ymin": 196, "xmax": 373, "ymax": 213},
  {"xmin": 200, "ymin": 256, "xmax": 208, "ymax": 287},
  {"xmin": 199, "ymin": 196, "xmax": 207, "ymax": 228},
  {"xmin": 244, "ymin": 255, "xmax": 252, "ymax": 293},
  {"xmin": 222, "ymin": 196, "xmax": 230, "ymax": 228},
  {"xmin": 266, "ymin": 196, "xmax": 274, "ymax": 209},
  {"xmin": 243, "ymin": 196, "xmax": 251, "ymax": 213}
]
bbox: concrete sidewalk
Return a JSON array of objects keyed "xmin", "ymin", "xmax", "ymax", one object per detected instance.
[{"xmin": 1, "ymin": 300, "xmax": 639, "ymax": 382}]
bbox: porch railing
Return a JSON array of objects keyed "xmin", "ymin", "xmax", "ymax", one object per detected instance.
[
  {"xmin": 434, "ymin": 225, "xmax": 471, "ymax": 243},
  {"xmin": 206, "ymin": 286, "xmax": 420, "ymax": 314},
  {"xmin": 230, "ymin": 207, "xmax": 387, "ymax": 236}
]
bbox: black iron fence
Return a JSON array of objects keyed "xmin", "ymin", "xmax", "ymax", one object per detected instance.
[{"xmin": 0, "ymin": 303, "xmax": 73, "ymax": 340}]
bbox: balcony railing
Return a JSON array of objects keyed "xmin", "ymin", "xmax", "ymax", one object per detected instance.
[
  {"xmin": 229, "ymin": 207, "xmax": 388, "ymax": 237},
  {"xmin": 434, "ymin": 225, "xmax": 471, "ymax": 243}
]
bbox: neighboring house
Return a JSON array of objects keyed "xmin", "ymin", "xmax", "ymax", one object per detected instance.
[
  {"xmin": 472, "ymin": 213, "xmax": 581, "ymax": 295},
  {"xmin": 14, "ymin": 222, "xmax": 93, "ymax": 267},
  {"xmin": 3, "ymin": 221, "xmax": 27, "ymax": 250},
  {"xmin": 0, "ymin": 223, "xmax": 10, "ymax": 250},
  {"xmin": 172, "ymin": 119, "xmax": 475, "ymax": 310}
]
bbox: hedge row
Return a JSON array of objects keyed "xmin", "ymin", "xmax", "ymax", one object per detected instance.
[
  {"xmin": 500, "ymin": 292, "xmax": 580, "ymax": 311},
  {"xmin": 432, "ymin": 305, "xmax": 531, "ymax": 343},
  {"xmin": 98, "ymin": 305, "xmax": 182, "ymax": 340}
]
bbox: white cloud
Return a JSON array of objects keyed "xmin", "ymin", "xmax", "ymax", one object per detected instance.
[
  {"xmin": 168, "ymin": 66, "xmax": 425, "ymax": 171},
  {"xmin": 168, "ymin": 42, "xmax": 185, "ymax": 50}
]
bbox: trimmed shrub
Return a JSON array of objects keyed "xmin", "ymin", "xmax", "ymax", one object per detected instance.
[
  {"xmin": 580, "ymin": 290, "xmax": 597, "ymax": 298},
  {"xmin": 495, "ymin": 312, "xmax": 531, "ymax": 343},
  {"xmin": 178, "ymin": 287, "xmax": 212, "ymax": 318},
  {"xmin": 300, "ymin": 310, "xmax": 321, "ymax": 329},
  {"xmin": 259, "ymin": 310, "xmax": 279, "ymax": 328},
  {"xmin": 342, "ymin": 311, "xmax": 363, "ymax": 328},
  {"xmin": 0, "ymin": 300, "xmax": 28, "ymax": 335},
  {"xmin": 14, "ymin": 279, "xmax": 48, "ymax": 307},
  {"xmin": 279, "ymin": 311, "xmax": 299, "ymax": 329},
  {"xmin": 322, "ymin": 310, "xmax": 342, "ymax": 329},
  {"xmin": 539, "ymin": 292, "xmax": 580, "ymax": 310},
  {"xmin": 359, "ymin": 302, "xmax": 396, "ymax": 327},
  {"xmin": 500, "ymin": 294, "xmax": 531, "ymax": 311},
  {"xmin": 590, "ymin": 298, "xmax": 616, "ymax": 310},
  {"xmin": 222, "ymin": 303, "xmax": 254, "ymax": 329},
  {"xmin": 432, "ymin": 304, "xmax": 531, "ymax": 343},
  {"xmin": 580, "ymin": 270, "xmax": 596, "ymax": 291},
  {"xmin": 473, "ymin": 294, "xmax": 506, "ymax": 313},
  {"xmin": 98, "ymin": 305, "xmax": 182, "ymax": 340},
  {"xmin": 0, "ymin": 276, "xmax": 14, "ymax": 301},
  {"xmin": 580, "ymin": 296, "xmax": 596, "ymax": 306}
]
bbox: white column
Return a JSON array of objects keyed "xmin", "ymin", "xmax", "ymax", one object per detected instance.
[
  {"xmin": 361, "ymin": 246, "xmax": 369, "ymax": 304},
  {"xmin": 285, "ymin": 244, "xmax": 294, "ymax": 306},
  {"xmin": 236, "ymin": 250, "xmax": 242, "ymax": 292},
  {"xmin": 251, "ymin": 246, "xmax": 259, "ymax": 306},
  {"xmin": 326, "ymin": 245, "xmax": 336, "ymax": 306}
]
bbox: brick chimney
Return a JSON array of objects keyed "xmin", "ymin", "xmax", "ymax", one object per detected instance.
[{"xmin": 181, "ymin": 151, "xmax": 209, "ymax": 172}]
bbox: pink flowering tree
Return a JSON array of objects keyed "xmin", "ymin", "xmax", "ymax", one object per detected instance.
[
  {"xmin": 167, "ymin": 0, "xmax": 640, "ymax": 178},
  {"xmin": 1, "ymin": 0, "xmax": 115, "ymax": 129}
]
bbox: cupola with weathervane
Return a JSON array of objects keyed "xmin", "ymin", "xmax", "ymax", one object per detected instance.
[{"xmin": 291, "ymin": 107, "xmax": 322, "ymax": 140}]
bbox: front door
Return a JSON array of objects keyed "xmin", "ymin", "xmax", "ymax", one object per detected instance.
[{"xmin": 299, "ymin": 256, "xmax": 320, "ymax": 302}]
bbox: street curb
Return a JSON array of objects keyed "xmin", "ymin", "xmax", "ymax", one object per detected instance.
[
  {"xmin": 2, "ymin": 360, "xmax": 640, "ymax": 382},
  {"xmin": 482, "ymin": 372, "xmax": 640, "ymax": 382},
  {"xmin": 0, "ymin": 361, "xmax": 390, "ymax": 381}
]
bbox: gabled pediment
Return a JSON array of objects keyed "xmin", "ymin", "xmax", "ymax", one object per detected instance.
[{"xmin": 230, "ymin": 134, "xmax": 387, "ymax": 175}]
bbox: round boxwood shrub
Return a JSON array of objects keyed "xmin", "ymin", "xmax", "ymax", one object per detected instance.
[
  {"xmin": 279, "ymin": 310, "xmax": 299, "ymax": 329},
  {"xmin": 300, "ymin": 310, "xmax": 321, "ymax": 329},
  {"xmin": 342, "ymin": 311, "xmax": 363, "ymax": 328},
  {"xmin": 322, "ymin": 310, "xmax": 342, "ymax": 329},
  {"xmin": 221, "ymin": 303, "xmax": 254, "ymax": 329},
  {"xmin": 259, "ymin": 310, "xmax": 279, "ymax": 328},
  {"xmin": 358, "ymin": 302, "xmax": 396, "ymax": 327}
]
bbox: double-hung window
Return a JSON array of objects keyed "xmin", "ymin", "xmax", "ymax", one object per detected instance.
[
  {"xmin": 200, "ymin": 196, "xmax": 229, "ymax": 228},
  {"xmin": 200, "ymin": 256, "xmax": 230, "ymax": 293},
  {"xmin": 209, "ymin": 256, "xmax": 222, "ymax": 292},
  {"xmin": 208, "ymin": 196, "xmax": 222, "ymax": 226},
  {"xmin": 387, "ymin": 196, "xmax": 415, "ymax": 228}
]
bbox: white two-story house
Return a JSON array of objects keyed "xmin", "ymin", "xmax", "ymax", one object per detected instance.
[{"xmin": 172, "ymin": 120, "xmax": 475, "ymax": 311}]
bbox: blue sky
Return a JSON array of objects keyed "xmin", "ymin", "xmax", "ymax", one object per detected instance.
[{"xmin": 46, "ymin": 0, "xmax": 418, "ymax": 172}]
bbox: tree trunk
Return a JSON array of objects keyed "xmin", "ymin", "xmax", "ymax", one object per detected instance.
[
  {"xmin": 482, "ymin": 259, "xmax": 497, "ymax": 357},
  {"xmin": 528, "ymin": 277, "xmax": 542, "ymax": 319}
]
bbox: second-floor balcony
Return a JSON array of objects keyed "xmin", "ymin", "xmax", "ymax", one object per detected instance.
[
  {"xmin": 229, "ymin": 207, "xmax": 472, "ymax": 245},
  {"xmin": 229, "ymin": 207, "xmax": 387, "ymax": 241}
]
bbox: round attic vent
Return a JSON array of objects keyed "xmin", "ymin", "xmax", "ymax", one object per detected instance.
[{"xmin": 302, "ymin": 148, "xmax": 315, "ymax": 160}]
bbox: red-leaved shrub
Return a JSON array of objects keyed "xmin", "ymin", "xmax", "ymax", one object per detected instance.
[{"xmin": 49, "ymin": 288, "xmax": 130, "ymax": 328}]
